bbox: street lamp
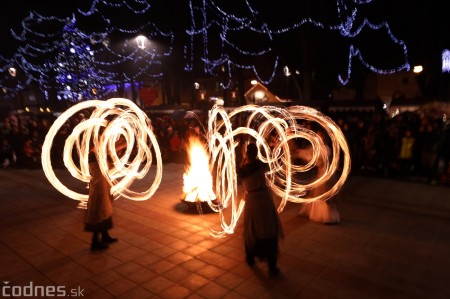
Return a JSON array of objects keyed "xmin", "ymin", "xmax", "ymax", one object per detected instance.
[
  {"xmin": 192, "ymin": 82, "xmax": 200, "ymax": 108},
  {"xmin": 8, "ymin": 67, "xmax": 16, "ymax": 77},
  {"xmin": 413, "ymin": 65, "xmax": 423, "ymax": 74},
  {"xmin": 136, "ymin": 35, "xmax": 147, "ymax": 49},
  {"xmin": 7, "ymin": 66, "xmax": 24, "ymax": 110},
  {"xmin": 283, "ymin": 66, "xmax": 291, "ymax": 99}
]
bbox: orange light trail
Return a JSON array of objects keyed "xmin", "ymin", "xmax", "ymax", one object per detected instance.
[
  {"xmin": 41, "ymin": 98, "xmax": 163, "ymax": 205},
  {"xmin": 206, "ymin": 104, "xmax": 351, "ymax": 237},
  {"xmin": 41, "ymin": 99, "xmax": 349, "ymax": 238}
]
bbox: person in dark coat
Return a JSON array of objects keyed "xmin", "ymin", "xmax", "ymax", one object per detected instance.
[
  {"xmin": 238, "ymin": 142, "xmax": 284, "ymax": 277},
  {"xmin": 85, "ymin": 133, "xmax": 126, "ymax": 251}
]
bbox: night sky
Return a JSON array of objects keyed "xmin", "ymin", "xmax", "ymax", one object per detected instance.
[
  {"xmin": 0, "ymin": 0, "xmax": 447, "ymax": 95},
  {"xmin": 1, "ymin": 1, "xmax": 442, "ymax": 57},
  {"xmin": 0, "ymin": 1, "xmax": 92, "ymax": 56}
]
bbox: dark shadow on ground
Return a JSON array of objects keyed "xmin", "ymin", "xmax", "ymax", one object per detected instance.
[{"xmin": 174, "ymin": 201, "xmax": 218, "ymax": 214}]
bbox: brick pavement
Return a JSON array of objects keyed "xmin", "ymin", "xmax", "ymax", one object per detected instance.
[{"xmin": 0, "ymin": 164, "xmax": 450, "ymax": 298}]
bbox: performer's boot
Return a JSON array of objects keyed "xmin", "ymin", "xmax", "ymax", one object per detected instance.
[
  {"xmin": 91, "ymin": 232, "xmax": 108, "ymax": 251},
  {"xmin": 101, "ymin": 230, "xmax": 118, "ymax": 244},
  {"xmin": 245, "ymin": 244, "xmax": 255, "ymax": 266}
]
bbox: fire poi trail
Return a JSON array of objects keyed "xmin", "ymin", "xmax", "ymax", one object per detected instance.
[
  {"xmin": 206, "ymin": 104, "xmax": 351, "ymax": 237},
  {"xmin": 41, "ymin": 98, "xmax": 350, "ymax": 238},
  {"xmin": 41, "ymin": 98, "xmax": 163, "ymax": 205}
]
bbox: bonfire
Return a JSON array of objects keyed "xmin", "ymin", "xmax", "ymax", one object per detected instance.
[{"xmin": 180, "ymin": 136, "xmax": 217, "ymax": 209}]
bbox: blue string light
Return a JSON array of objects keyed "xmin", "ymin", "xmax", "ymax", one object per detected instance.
[
  {"xmin": 1, "ymin": 7, "xmax": 174, "ymax": 102},
  {"xmin": 186, "ymin": 0, "xmax": 410, "ymax": 87},
  {"xmin": 0, "ymin": 0, "xmax": 410, "ymax": 101}
]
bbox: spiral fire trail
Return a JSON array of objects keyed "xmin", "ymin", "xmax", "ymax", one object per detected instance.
[
  {"xmin": 41, "ymin": 99, "xmax": 349, "ymax": 238},
  {"xmin": 206, "ymin": 104, "xmax": 351, "ymax": 237},
  {"xmin": 41, "ymin": 98, "xmax": 163, "ymax": 204}
]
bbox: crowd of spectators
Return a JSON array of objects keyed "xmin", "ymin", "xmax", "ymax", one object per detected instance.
[
  {"xmin": 327, "ymin": 109, "xmax": 450, "ymax": 185},
  {"xmin": 0, "ymin": 107, "xmax": 449, "ymax": 186},
  {"xmin": 0, "ymin": 112, "xmax": 50, "ymax": 169}
]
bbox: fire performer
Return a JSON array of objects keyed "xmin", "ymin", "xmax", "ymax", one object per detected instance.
[
  {"xmin": 238, "ymin": 142, "xmax": 284, "ymax": 277},
  {"xmin": 84, "ymin": 129, "xmax": 127, "ymax": 251}
]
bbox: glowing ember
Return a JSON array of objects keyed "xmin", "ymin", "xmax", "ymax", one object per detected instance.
[{"xmin": 182, "ymin": 136, "xmax": 217, "ymax": 204}]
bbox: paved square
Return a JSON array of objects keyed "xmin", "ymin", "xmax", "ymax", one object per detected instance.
[{"xmin": 1, "ymin": 164, "xmax": 449, "ymax": 298}]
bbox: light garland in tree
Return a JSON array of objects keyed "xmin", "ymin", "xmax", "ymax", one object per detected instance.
[
  {"xmin": 54, "ymin": 19, "xmax": 116, "ymax": 101},
  {"xmin": 1, "ymin": 0, "xmax": 410, "ymax": 102},
  {"xmin": 186, "ymin": 0, "xmax": 410, "ymax": 87},
  {"xmin": 2, "ymin": 6, "xmax": 174, "ymax": 102}
]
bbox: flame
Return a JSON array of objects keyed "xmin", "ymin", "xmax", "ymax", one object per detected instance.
[
  {"xmin": 41, "ymin": 98, "xmax": 163, "ymax": 204},
  {"xmin": 182, "ymin": 136, "xmax": 216, "ymax": 203},
  {"xmin": 42, "ymin": 99, "xmax": 350, "ymax": 239},
  {"xmin": 206, "ymin": 104, "xmax": 351, "ymax": 237}
]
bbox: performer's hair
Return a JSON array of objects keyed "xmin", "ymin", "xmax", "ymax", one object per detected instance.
[{"xmin": 246, "ymin": 142, "xmax": 258, "ymax": 160}]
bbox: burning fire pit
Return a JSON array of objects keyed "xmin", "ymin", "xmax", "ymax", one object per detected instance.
[{"xmin": 180, "ymin": 136, "xmax": 218, "ymax": 212}]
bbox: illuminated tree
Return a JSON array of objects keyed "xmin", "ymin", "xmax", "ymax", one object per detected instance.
[
  {"xmin": 1, "ymin": 0, "xmax": 411, "ymax": 105},
  {"xmin": 54, "ymin": 19, "xmax": 113, "ymax": 101},
  {"xmin": 78, "ymin": 1, "xmax": 174, "ymax": 103}
]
